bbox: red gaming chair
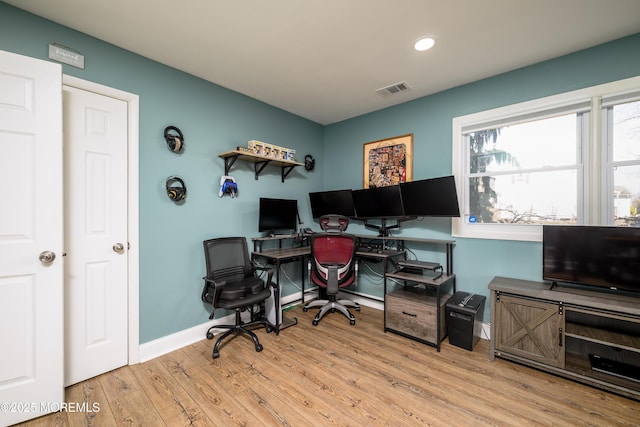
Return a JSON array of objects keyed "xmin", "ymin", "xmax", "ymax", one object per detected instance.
[{"xmin": 303, "ymin": 215, "xmax": 360, "ymax": 325}]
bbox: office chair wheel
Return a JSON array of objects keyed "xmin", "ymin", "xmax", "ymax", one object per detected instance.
[
  {"xmin": 312, "ymin": 319, "xmax": 319, "ymax": 326},
  {"xmin": 206, "ymin": 331, "xmax": 214, "ymax": 339},
  {"xmin": 255, "ymin": 344, "xmax": 263, "ymax": 352},
  {"xmin": 350, "ymin": 319, "xmax": 356, "ymax": 325},
  {"xmin": 213, "ymin": 350, "xmax": 220, "ymax": 359},
  {"xmin": 302, "ymin": 306, "xmax": 308, "ymax": 312}
]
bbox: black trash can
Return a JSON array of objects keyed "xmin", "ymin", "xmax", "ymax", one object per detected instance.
[{"xmin": 446, "ymin": 292, "xmax": 486, "ymax": 351}]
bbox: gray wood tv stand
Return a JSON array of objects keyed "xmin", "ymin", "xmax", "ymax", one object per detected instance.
[{"xmin": 488, "ymin": 276, "xmax": 640, "ymax": 400}]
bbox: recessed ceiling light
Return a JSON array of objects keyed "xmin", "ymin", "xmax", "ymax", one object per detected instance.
[{"xmin": 414, "ymin": 37, "xmax": 435, "ymax": 52}]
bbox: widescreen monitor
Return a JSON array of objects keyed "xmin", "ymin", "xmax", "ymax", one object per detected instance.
[
  {"xmin": 258, "ymin": 197, "xmax": 298, "ymax": 233},
  {"xmin": 352, "ymin": 185, "xmax": 405, "ymax": 219},
  {"xmin": 399, "ymin": 175, "xmax": 460, "ymax": 217},
  {"xmin": 309, "ymin": 189, "xmax": 355, "ymax": 218}
]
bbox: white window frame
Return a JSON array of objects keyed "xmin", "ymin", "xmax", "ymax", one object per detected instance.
[
  {"xmin": 601, "ymin": 92, "xmax": 640, "ymax": 224},
  {"xmin": 452, "ymin": 75, "xmax": 640, "ymax": 242}
]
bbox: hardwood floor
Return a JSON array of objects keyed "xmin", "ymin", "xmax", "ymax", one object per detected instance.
[{"xmin": 18, "ymin": 305, "xmax": 640, "ymax": 426}]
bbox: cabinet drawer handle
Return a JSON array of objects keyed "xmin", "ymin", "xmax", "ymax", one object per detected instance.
[{"xmin": 402, "ymin": 311, "xmax": 417, "ymax": 317}]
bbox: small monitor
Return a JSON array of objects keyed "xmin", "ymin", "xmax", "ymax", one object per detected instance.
[
  {"xmin": 400, "ymin": 175, "xmax": 460, "ymax": 217},
  {"xmin": 309, "ymin": 189, "xmax": 355, "ymax": 218},
  {"xmin": 258, "ymin": 198, "xmax": 298, "ymax": 233},
  {"xmin": 352, "ymin": 185, "xmax": 405, "ymax": 219}
]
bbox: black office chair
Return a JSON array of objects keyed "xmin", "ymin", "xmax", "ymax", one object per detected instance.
[
  {"xmin": 303, "ymin": 215, "xmax": 360, "ymax": 325},
  {"xmin": 201, "ymin": 237, "xmax": 277, "ymax": 358}
]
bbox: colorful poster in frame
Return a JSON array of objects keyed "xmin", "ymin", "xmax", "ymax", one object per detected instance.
[{"xmin": 363, "ymin": 134, "xmax": 413, "ymax": 188}]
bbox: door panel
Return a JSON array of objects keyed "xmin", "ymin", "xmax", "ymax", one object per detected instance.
[
  {"xmin": 63, "ymin": 86, "xmax": 128, "ymax": 386},
  {"xmin": 0, "ymin": 49, "xmax": 63, "ymax": 426},
  {"xmin": 495, "ymin": 294, "xmax": 565, "ymax": 368}
]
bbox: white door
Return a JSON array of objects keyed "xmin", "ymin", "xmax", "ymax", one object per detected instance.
[
  {"xmin": 0, "ymin": 51, "xmax": 64, "ymax": 425},
  {"xmin": 63, "ymin": 86, "xmax": 129, "ymax": 386}
]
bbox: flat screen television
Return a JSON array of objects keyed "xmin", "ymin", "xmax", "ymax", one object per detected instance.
[
  {"xmin": 309, "ymin": 189, "xmax": 355, "ymax": 218},
  {"xmin": 543, "ymin": 225, "xmax": 640, "ymax": 293},
  {"xmin": 258, "ymin": 197, "xmax": 298, "ymax": 233},
  {"xmin": 399, "ymin": 175, "xmax": 461, "ymax": 217},
  {"xmin": 352, "ymin": 185, "xmax": 405, "ymax": 219}
]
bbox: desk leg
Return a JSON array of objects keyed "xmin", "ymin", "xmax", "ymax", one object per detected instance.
[
  {"xmin": 275, "ymin": 259, "xmax": 281, "ymax": 335},
  {"xmin": 436, "ymin": 285, "xmax": 441, "ymax": 352},
  {"xmin": 383, "ymin": 266, "xmax": 387, "ymax": 331},
  {"xmin": 301, "ymin": 256, "xmax": 305, "ymax": 305},
  {"xmin": 275, "ymin": 259, "xmax": 298, "ymax": 332}
]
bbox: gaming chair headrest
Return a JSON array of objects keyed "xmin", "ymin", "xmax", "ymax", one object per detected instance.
[{"xmin": 319, "ymin": 214, "xmax": 349, "ymax": 233}]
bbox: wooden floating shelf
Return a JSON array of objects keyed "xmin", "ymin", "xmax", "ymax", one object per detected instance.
[{"xmin": 218, "ymin": 150, "xmax": 304, "ymax": 182}]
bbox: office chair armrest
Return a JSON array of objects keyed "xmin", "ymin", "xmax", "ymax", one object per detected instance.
[
  {"xmin": 253, "ymin": 265, "xmax": 275, "ymax": 288},
  {"xmin": 202, "ymin": 276, "xmax": 227, "ymax": 305}
]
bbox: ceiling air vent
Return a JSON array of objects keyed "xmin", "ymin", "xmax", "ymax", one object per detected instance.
[{"xmin": 376, "ymin": 81, "xmax": 410, "ymax": 97}]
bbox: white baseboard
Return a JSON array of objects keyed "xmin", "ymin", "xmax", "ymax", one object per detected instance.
[
  {"xmin": 138, "ymin": 292, "xmax": 308, "ymax": 362},
  {"xmin": 345, "ymin": 294, "xmax": 384, "ymax": 311},
  {"xmin": 480, "ymin": 322, "xmax": 491, "ymax": 341},
  {"xmin": 137, "ymin": 292, "xmax": 488, "ymax": 363},
  {"xmin": 138, "ymin": 315, "xmax": 226, "ymax": 363}
]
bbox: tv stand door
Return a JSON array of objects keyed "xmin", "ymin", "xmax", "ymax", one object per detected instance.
[{"xmin": 494, "ymin": 293, "xmax": 565, "ymax": 368}]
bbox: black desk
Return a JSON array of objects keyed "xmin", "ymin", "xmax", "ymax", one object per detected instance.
[
  {"xmin": 354, "ymin": 249, "xmax": 405, "ymax": 273},
  {"xmin": 251, "ymin": 239, "xmax": 404, "ymax": 306},
  {"xmin": 251, "ymin": 234, "xmax": 455, "ymax": 335},
  {"xmin": 251, "ymin": 246, "xmax": 310, "ymax": 296},
  {"xmin": 251, "ymin": 243, "xmax": 308, "ymax": 330}
]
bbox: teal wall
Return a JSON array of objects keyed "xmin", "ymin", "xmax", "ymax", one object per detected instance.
[
  {"xmin": 0, "ymin": 3, "xmax": 325, "ymax": 343},
  {"xmin": 324, "ymin": 33, "xmax": 640, "ymax": 312},
  {"xmin": 2, "ymin": 2, "xmax": 639, "ymax": 337}
]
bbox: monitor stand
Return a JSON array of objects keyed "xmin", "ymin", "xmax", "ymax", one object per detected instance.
[{"xmin": 363, "ymin": 217, "xmax": 413, "ymax": 236}]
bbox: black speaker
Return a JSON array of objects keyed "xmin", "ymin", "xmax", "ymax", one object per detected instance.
[
  {"xmin": 164, "ymin": 126, "xmax": 184, "ymax": 153},
  {"xmin": 166, "ymin": 176, "xmax": 187, "ymax": 202},
  {"xmin": 304, "ymin": 154, "xmax": 315, "ymax": 171}
]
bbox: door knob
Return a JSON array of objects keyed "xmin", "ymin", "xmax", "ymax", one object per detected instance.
[
  {"xmin": 39, "ymin": 250, "xmax": 56, "ymax": 264},
  {"xmin": 113, "ymin": 243, "xmax": 125, "ymax": 254}
]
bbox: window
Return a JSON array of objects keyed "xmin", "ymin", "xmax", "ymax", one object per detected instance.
[
  {"xmin": 467, "ymin": 113, "xmax": 583, "ymax": 224},
  {"xmin": 453, "ymin": 76, "xmax": 640, "ymax": 241},
  {"xmin": 603, "ymin": 98, "xmax": 640, "ymax": 226}
]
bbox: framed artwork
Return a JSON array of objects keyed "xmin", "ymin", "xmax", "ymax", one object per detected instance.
[{"xmin": 363, "ymin": 133, "xmax": 413, "ymax": 188}]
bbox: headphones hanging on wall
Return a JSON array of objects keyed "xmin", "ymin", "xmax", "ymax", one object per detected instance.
[
  {"xmin": 164, "ymin": 126, "xmax": 185, "ymax": 153},
  {"xmin": 166, "ymin": 176, "xmax": 187, "ymax": 202},
  {"xmin": 304, "ymin": 154, "xmax": 315, "ymax": 171}
]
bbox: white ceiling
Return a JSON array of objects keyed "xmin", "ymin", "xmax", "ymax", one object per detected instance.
[{"xmin": 6, "ymin": 0, "xmax": 640, "ymax": 124}]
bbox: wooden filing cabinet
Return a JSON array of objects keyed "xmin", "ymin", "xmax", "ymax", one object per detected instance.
[
  {"xmin": 384, "ymin": 267, "xmax": 455, "ymax": 351},
  {"xmin": 386, "ymin": 286, "xmax": 451, "ymax": 345}
]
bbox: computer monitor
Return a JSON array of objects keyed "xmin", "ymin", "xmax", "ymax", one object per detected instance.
[
  {"xmin": 352, "ymin": 185, "xmax": 405, "ymax": 219},
  {"xmin": 308, "ymin": 189, "xmax": 355, "ymax": 218},
  {"xmin": 400, "ymin": 175, "xmax": 460, "ymax": 217},
  {"xmin": 258, "ymin": 198, "xmax": 298, "ymax": 233}
]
